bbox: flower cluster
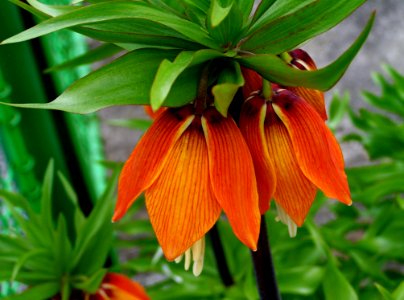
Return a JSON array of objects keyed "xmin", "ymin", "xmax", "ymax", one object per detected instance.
[{"xmin": 114, "ymin": 49, "xmax": 351, "ymax": 275}]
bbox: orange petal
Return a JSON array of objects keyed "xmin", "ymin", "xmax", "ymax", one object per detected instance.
[
  {"xmin": 239, "ymin": 97, "xmax": 276, "ymax": 214},
  {"xmin": 272, "ymin": 90, "xmax": 351, "ymax": 205},
  {"xmin": 241, "ymin": 67, "xmax": 262, "ymax": 98},
  {"xmin": 288, "ymin": 87, "xmax": 327, "ymax": 120},
  {"xmin": 145, "ymin": 124, "xmax": 221, "ymax": 260},
  {"xmin": 143, "ymin": 105, "xmax": 166, "ymax": 119},
  {"xmin": 113, "ymin": 107, "xmax": 194, "ymax": 221},
  {"xmin": 288, "ymin": 49, "xmax": 327, "ymax": 120},
  {"xmin": 202, "ymin": 108, "xmax": 260, "ymax": 250},
  {"xmin": 265, "ymin": 106, "xmax": 317, "ymax": 225},
  {"xmin": 103, "ymin": 273, "xmax": 150, "ymax": 300}
]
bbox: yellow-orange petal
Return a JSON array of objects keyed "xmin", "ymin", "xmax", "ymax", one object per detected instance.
[
  {"xmin": 272, "ymin": 90, "xmax": 351, "ymax": 205},
  {"xmin": 113, "ymin": 107, "xmax": 194, "ymax": 222},
  {"xmin": 145, "ymin": 124, "xmax": 221, "ymax": 260},
  {"xmin": 202, "ymin": 108, "xmax": 260, "ymax": 250},
  {"xmin": 325, "ymin": 125, "xmax": 345, "ymax": 171},
  {"xmin": 265, "ymin": 106, "xmax": 317, "ymax": 225},
  {"xmin": 288, "ymin": 87, "xmax": 327, "ymax": 120},
  {"xmin": 101, "ymin": 273, "xmax": 150, "ymax": 300},
  {"xmin": 239, "ymin": 97, "xmax": 276, "ymax": 214}
]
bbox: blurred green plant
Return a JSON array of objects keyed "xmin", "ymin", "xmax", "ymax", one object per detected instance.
[
  {"xmin": 112, "ymin": 66, "xmax": 404, "ymax": 300},
  {"xmin": 0, "ymin": 161, "xmax": 119, "ymax": 300}
]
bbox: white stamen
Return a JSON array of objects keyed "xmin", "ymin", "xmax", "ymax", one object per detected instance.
[
  {"xmin": 184, "ymin": 249, "xmax": 191, "ymax": 271},
  {"xmin": 191, "ymin": 237, "xmax": 205, "ymax": 277},
  {"xmin": 174, "ymin": 236, "xmax": 206, "ymax": 276},
  {"xmin": 174, "ymin": 254, "xmax": 183, "ymax": 264},
  {"xmin": 275, "ymin": 203, "xmax": 298, "ymax": 238}
]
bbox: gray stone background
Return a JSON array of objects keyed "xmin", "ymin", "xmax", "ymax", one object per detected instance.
[{"xmin": 99, "ymin": 0, "xmax": 404, "ymax": 165}]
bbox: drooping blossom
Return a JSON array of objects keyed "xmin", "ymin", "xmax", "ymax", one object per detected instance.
[
  {"xmin": 86, "ymin": 273, "xmax": 149, "ymax": 300},
  {"xmin": 114, "ymin": 105, "xmax": 260, "ymax": 275},
  {"xmin": 240, "ymin": 50, "xmax": 351, "ymax": 236}
]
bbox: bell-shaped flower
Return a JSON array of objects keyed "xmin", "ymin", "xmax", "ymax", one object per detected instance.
[
  {"xmin": 240, "ymin": 67, "xmax": 351, "ymax": 237},
  {"xmin": 113, "ymin": 105, "xmax": 260, "ymax": 275},
  {"xmin": 87, "ymin": 273, "xmax": 150, "ymax": 300}
]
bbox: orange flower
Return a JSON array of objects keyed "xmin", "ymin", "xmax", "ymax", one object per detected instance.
[
  {"xmin": 113, "ymin": 105, "xmax": 260, "ymax": 274},
  {"xmin": 240, "ymin": 55, "xmax": 351, "ymax": 236},
  {"xmin": 87, "ymin": 273, "xmax": 150, "ymax": 300}
]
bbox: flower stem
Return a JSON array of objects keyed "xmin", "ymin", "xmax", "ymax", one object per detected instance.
[
  {"xmin": 251, "ymin": 216, "xmax": 281, "ymax": 300},
  {"xmin": 209, "ymin": 225, "xmax": 234, "ymax": 287}
]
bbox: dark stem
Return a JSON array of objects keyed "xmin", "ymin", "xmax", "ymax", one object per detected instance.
[
  {"xmin": 194, "ymin": 64, "xmax": 210, "ymax": 115},
  {"xmin": 251, "ymin": 216, "xmax": 281, "ymax": 300},
  {"xmin": 209, "ymin": 225, "xmax": 234, "ymax": 287}
]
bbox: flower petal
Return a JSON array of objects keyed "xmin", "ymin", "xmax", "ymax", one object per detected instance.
[
  {"xmin": 145, "ymin": 125, "xmax": 221, "ymax": 260},
  {"xmin": 103, "ymin": 273, "xmax": 150, "ymax": 300},
  {"xmin": 288, "ymin": 49, "xmax": 327, "ymax": 120},
  {"xmin": 272, "ymin": 90, "xmax": 351, "ymax": 205},
  {"xmin": 288, "ymin": 87, "xmax": 327, "ymax": 120},
  {"xmin": 264, "ymin": 106, "xmax": 317, "ymax": 225},
  {"xmin": 202, "ymin": 108, "xmax": 260, "ymax": 250},
  {"xmin": 239, "ymin": 97, "xmax": 276, "ymax": 213},
  {"xmin": 241, "ymin": 67, "xmax": 262, "ymax": 98},
  {"xmin": 113, "ymin": 107, "xmax": 194, "ymax": 221}
]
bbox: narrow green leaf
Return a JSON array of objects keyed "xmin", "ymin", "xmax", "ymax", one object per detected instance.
[
  {"xmin": 323, "ymin": 262, "xmax": 358, "ymax": 300},
  {"xmin": 40, "ymin": 160, "xmax": 55, "ymax": 233},
  {"xmin": 26, "ymin": 0, "xmax": 75, "ymax": 16},
  {"xmin": 244, "ymin": 0, "xmax": 367, "ymax": 54},
  {"xmin": 327, "ymin": 91, "xmax": 350, "ymax": 130},
  {"xmin": 249, "ymin": 0, "xmax": 315, "ymax": 34},
  {"xmin": 73, "ymin": 268, "xmax": 107, "ymax": 294},
  {"xmin": 239, "ymin": 13, "xmax": 374, "ymax": 90},
  {"xmin": 45, "ymin": 43, "xmax": 122, "ymax": 73},
  {"xmin": 209, "ymin": 0, "xmax": 234, "ymax": 28},
  {"xmin": 375, "ymin": 283, "xmax": 395, "ymax": 300},
  {"xmin": 393, "ymin": 281, "xmax": 404, "ymax": 300},
  {"xmin": 11, "ymin": 249, "xmax": 48, "ymax": 282},
  {"xmin": 151, "ymin": 49, "xmax": 224, "ymax": 110},
  {"xmin": 212, "ymin": 61, "xmax": 244, "ymax": 117},
  {"xmin": 251, "ymin": 0, "xmax": 278, "ymax": 25},
  {"xmin": 1, "ymin": 1, "xmax": 219, "ymax": 49},
  {"xmin": 71, "ymin": 169, "xmax": 119, "ymax": 272},
  {"xmin": 1, "ymin": 49, "xmax": 199, "ymax": 113}
]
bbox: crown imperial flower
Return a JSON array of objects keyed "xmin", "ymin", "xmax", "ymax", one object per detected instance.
[
  {"xmin": 240, "ymin": 50, "xmax": 352, "ymax": 236},
  {"xmin": 114, "ymin": 105, "xmax": 261, "ymax": 274}
]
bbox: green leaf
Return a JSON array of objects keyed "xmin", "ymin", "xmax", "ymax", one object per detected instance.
[
  {"xmin": 212, "ymin": 61, "xmax": 244, "ymax": 116},
  {"xmin": 53, "ymin": 215, "xmax": 73, "ymax": 275},
  {"xmin": 40, "ymin": 160, "xmax": 55, "ymax": 233},
  {"xmin": 26, "ymin": 0, "xmax": 75, "ymax": 16},
  {"xmin": 323, "ymin": 262, "xmax": 358, "ymax": 300},
  {"xmin": 239, "ymin": 13, "xmax": 374, "ymax": 90},
  {"xmin": 278, "ymin": 266, "xmax": 324, "ymax": 295},
  {"xmin": 3, "ymin": 282, "xmax": 60, "ymax": 300},
  {"xmin": 70, "ymin": 169, "xmax": 119, "ymax": 273},
  {"xmin": 375, "ymin": 283, "xmax": 395, "ymax": 300},
  {"xmin": 249, "ymin": 0, "xmax": 315, "ymax": 34},
  {"xmin": 151, "ymin": 49, "xmax": 224, "ymax": 110},
  {"xmin": 327, "ymin": 91, "xmax": 350, "ymax": 130},
  {"xmin": 243, "ymin": 0, "xmax": 367, "ymax": 54},
  {"xmin": 1, "ymin": 1, "xmax": 219, "ymax": 49},
  {"xmin": 209, "ymin": 0, "xmax": 234, "ymax": 28},
  {"xmin": 73, "ymin": 268, "xmax": 107, "ymax": 294},
  {"xmin": 11, "ymin": 249, "xmax": 48, "ymax": 282},
  {"xmin": 393, "ymin": 281, "xmax": 404, "ymax": 300},
  {"xmin": 45, "ymin": 43, "xmax": 122, "ymax": 73},
  {"xmin": 250, "ymin": 0, "xmax": 278, "ymax": 25},
  {"xmin": 1, "ymin": 49, "xmax": 199, "ymax": 113}
]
